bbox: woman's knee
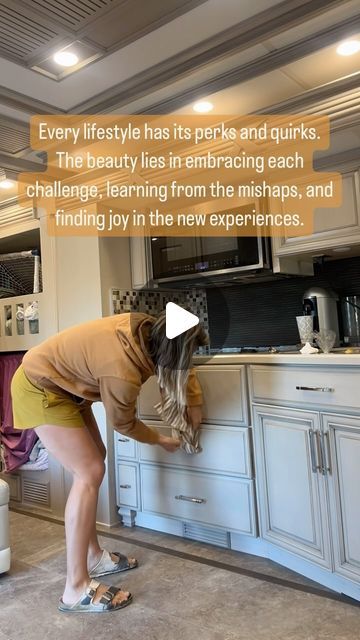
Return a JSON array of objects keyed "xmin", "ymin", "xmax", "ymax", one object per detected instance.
[{"xmin": 77, "ymin": 457, "xmax": 105, "ymax": 488}]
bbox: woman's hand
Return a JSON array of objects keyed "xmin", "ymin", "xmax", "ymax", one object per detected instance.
[
  {"xmin": 158, "ymin": 434, "xmax": 181, "ymax": 452},
  {"xmin": 186, "ymin": 405, "xmax": 203, "ymax": 430}
]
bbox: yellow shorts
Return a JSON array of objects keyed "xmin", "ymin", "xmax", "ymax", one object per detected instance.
[{"xmin": 11, "ymin": 364, "xmax": 90, "ymax": 429}]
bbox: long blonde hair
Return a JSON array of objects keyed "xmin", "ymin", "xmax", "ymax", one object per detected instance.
[{"xmin": 148, "ymin": 311, "xmax": 208, "ymax": 451}]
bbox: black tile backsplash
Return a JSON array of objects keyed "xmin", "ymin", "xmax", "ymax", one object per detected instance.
[{"xmin": 206, "ymin": 256, "xmax": 360, "ymax": 348}]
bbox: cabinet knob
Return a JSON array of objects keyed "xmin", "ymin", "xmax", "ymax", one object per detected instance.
[
  {"xmin": 175, "ymin": 494, "xmax": 206, "ymax": 504},
  {"xmin": 119, "ymin": 484, "xmax": 131, "ymax": 489}
]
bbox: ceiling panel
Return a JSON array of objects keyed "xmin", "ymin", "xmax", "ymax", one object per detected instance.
[
  {"xmin": 282, "ymin": 39, "xmax": 360, "ymax": 90},
  {"xmin": 23, "ymin": 0, "xmax": 115, "ymax": 28},
  {"xmin": 264, "ymin": 0, "xmax": 360, "ymax": 49},
  {"xmin": 174, "ymin": 69, "xmax": 305, "ymax": 115},
  {"xmin": 84, "ymin": 0, "xmax": 208, "ymax": 49}
]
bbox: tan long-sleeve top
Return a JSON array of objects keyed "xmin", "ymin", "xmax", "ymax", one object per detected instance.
[{"xmin": 22, "ymin": 313, "xmax": 203, "ymax": 444}]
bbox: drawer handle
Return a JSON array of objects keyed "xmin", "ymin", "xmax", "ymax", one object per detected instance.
[
  {"xmin": 118, "ymin": 437, "xmax": 130, "ymax": 442},
  {"xmin": 119, "ymin": 484, "xmax": 131, "ymax": 489},
  {"xmin": 175, "ymin": 494, "xmax": 206, "ymax": 504},
  {"xmin": 296, "ymin": 386, "xmax": 334, "ymax": 393}
]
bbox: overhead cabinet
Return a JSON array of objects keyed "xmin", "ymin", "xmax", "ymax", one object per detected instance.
[{"xmin": 272, "ymin": 170, "xmax": 360, "ymax": 256}]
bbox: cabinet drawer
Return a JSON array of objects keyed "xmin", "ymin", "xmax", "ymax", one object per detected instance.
[
  {"xmin": 116, "ymin": 464, "xmax": 138, "ymax": 508},
  {"xmin": 138, "ymin": 366, "xmax": 249, "ymax": 426},
  {"xmin": 140, "ymin": 422, "xmax": 252, "ymax": 477},
  {"xmin": 114, "ymin": 433, "xmax": 136, "ymax": 459},
  {"xmin": 140, "ymin": 465, "xmax": 256, "ymax": 535},
  {"xmin": 250, "ymin": 365, "xmax": 360, "ymax": 410},
  {"xmin": 196, "ymin": 366, "xmax": 249, "ymax": 426}
]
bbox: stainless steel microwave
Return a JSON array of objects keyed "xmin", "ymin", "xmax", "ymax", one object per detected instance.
[{"xmin": 148, "ymin": 234, "xmax": 273, "ymax": 285}]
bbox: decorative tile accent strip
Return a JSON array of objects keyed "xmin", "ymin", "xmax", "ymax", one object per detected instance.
[{"xmin": 111, "ymin": 288, "xmax": 209, "ymax": 353}]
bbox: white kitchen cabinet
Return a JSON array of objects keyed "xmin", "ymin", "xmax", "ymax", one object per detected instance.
[
  {"xmin": 323, "ymin": 413, "xmax": 360, "ymax": 583},
  {"xmin": 272, "ymin": 170, "xmax": 360, "ymax": 257},
  {"xmin": 116, "ymin": 364, "xmax": 256, "ymax": 538},
  {"xmin": 140, "ymin": 465, "xmax": 256, "ymax": 535},
  {"xmin": 250, "ymin": 364, "xmax": 360, "ymax": 412},
  {"xmin": 253, "ymin": 404, "xmax": 332, "ymax": 568}
]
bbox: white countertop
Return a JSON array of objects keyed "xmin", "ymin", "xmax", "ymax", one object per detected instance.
[{"xmin": 194, "ymin": 352, "xmax": 360, "ymax": 366}]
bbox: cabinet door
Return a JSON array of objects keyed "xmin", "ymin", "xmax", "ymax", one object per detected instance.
[
  {"xmin": 272, "ymin": 170, "xmax": 360, "ymax": 255},
  {"xmin": 253, "ymin": 405, "xmax": 331, "ymax": 568},
  {"xmin": 323, "ymin": 413, "xmax": 360, "ymax": 582}
]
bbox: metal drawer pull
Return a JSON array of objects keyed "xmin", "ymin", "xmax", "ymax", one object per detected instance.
[
  {"xmin": 119, "ymin": 484, "xmax": 131, "ymax": 489},
  {"xmin": 175, "ymin": 494, "xmax": 206, "ymax": 504},
  {"xmin": 308, "ymin": 430, "xmax": 319, "ymax": 473},
  {"xmin": 118, "ymin": 437, "xmax": 130, "ymax": 442},
  {"xmin": 296, "ymin": 386, "xmax": 334, "ymax": 393}
]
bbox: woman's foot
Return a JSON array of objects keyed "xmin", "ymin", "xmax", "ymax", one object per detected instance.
[
  {"xmin": 89, "ymin": 549, "xmax": 138, "ymax": 577},
  {"xmin": 62, "ymin": 579, "xmax": 131, "ymax": 608}
]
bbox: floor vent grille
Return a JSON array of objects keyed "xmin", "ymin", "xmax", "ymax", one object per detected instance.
[
  {"xmin": 22, "ymin": 479, "xmax": 50, "ymax": 506},
  {"xmin": 183, "ymin": 523, "xmax": 230, "ymax": 548}
]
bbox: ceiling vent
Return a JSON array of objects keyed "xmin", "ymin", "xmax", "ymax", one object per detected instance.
[
  {"xmin": 24, "ymin": 0, "xmax": 114, "ymax": 28},
  {"xmin": 0, "ymin": 117, "xmax": 30, "ymax": 156},
  {"xmin": 0, "ymin": 1, "xmax": 58, "ymax": 62}
]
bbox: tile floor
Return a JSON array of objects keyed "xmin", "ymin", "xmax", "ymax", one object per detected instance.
[{"xmin": 1, "ymin": 511, "xmax": 360, "ymax": 640}]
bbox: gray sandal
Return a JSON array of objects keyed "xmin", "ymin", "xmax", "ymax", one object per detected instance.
[
  {"xmin": 89, "ymin": 550, "xmax": 138, "ymax": 578},
  {"xmin": 58, "ymin": 579, "xmax": 133, "ymax": 613}
]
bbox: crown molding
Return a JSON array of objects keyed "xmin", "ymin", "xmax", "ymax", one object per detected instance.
[
  {"xmin": 0, "ymin": 86, "xmax": 65, "ymax": 116},
  {"xmin": 0, "ymin": 152, "xmax": 45, "ymax": 173}
]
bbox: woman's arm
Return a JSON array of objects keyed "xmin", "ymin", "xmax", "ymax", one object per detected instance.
[
  {"xmin": 186, "ymin": 369, "xmax": 203, "ymax": 430},
  {"xmin": 100, "ymin": 376, "xmax": 179, "ymax": 450}
]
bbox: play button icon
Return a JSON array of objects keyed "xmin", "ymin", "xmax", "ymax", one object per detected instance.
[{"xmin": 166, "ymin": 302, "xmax": 199, "ymax": 339}]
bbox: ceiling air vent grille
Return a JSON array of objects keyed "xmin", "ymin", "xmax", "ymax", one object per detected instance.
[
  {"xmin": 0, "ymin": 2, "xmax": 57, "ymax": 61},
  {"xmin": 0, "ymin": 201, "xmax": 34, "ymax": 228},
  {"xmin": 0, "ymin": 122, "xmax": 30, "ymax": 155},
  {"xmin": 183, "ymin": 522, "xmax": 231, "ymax": 548},
  {"xmin": 22, "ymin": 478, "xmax": 50, "ymax": 506},
  {"xmin": 26, "ymin": 0, "xmax": 114, "ymax": 28}
]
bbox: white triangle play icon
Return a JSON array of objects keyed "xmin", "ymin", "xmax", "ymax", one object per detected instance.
[{"xmin": 166, "ymin": 302, "xmax": 199, "ymax": 339}]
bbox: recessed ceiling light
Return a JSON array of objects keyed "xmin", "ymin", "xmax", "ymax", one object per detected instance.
[
  {"xmin": 53, "ymin": 50, "xmax": 79, "ymax": 67},
  {"xmin": 0, "ymin": 179, "xmax": 16, "ymax": 189},
  {"xmin": 193, "ymin": 100, "xmax": 214, "ymax": 113},
  {"xmin": 336, "ymin": 40, "xmax": 360, "ymax": 56}
]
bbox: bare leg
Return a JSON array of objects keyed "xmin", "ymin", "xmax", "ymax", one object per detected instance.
[
  {"xmin": 83, "ymin": 406, "xmax": 136, "ymax": 570},
  {"xmin": 35, "ymin": 424, "xmax": 130, "ymax": 606}
]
